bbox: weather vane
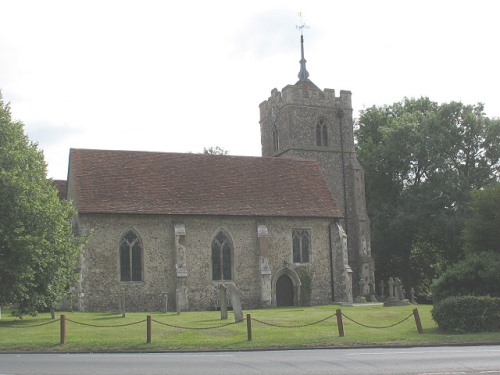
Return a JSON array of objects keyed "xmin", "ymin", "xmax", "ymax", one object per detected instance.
[{"xmin": 296, "ymin": 11, "xmax": 310, "ymax": 35}]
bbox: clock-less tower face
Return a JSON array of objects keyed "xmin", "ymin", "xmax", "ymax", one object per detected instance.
[
  {"xmin": 259, "ymin": 81, "xmax": 374, "ymax": 300},
  {"xmin": 259, "ymin": 82, "xmax": 354, "ymax": 158}
]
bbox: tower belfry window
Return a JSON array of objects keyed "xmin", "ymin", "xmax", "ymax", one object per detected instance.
[
  {"xmin": 273, "ymin": 126, "xmax": 279, "ymax": 151},
  {"xmin": 316, "ymin": 120, "xmax": 328, "ymax": 146}
]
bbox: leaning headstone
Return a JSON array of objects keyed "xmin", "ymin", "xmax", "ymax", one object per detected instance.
[
  {"xmin": 229, "ymin": 285, "xmax": 243, "ymax": 323},
  {"xmin": 219, "ymin": 284, "xmax": 228, "ymax": 320}
]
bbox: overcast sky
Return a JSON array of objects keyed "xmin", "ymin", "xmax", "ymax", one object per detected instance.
[{"xmin": 1, "ymin": 0, "xmax": 499, "ymax": 180}]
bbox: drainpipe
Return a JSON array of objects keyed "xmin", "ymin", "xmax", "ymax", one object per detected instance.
[
  {"xmin": 338, "ymin": 109, "xmax": 348, "ymax": 237},
  {"xmin": 328, "ymin": 221, "xmax": 335, "ymax": 301}
]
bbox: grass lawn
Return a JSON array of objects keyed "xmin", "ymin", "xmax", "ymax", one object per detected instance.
[{"xmin": 0, "ymin": 304, "xmax": 498, "ymax": 352}]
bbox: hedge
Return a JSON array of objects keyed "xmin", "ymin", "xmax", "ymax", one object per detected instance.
[
  {"xmin": 432, "ymin": 252, "xmax": 500, "ymax": 303},
  {"xmin": 431, "ymin": 295, "xmax": 500, "ymax": 333}
]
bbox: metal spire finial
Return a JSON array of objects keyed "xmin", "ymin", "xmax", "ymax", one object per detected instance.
[{"xmin": 296, "ymin": 12, "xmax": 310, "ymax": 82}]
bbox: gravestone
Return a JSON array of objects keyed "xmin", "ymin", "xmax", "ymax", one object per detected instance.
[
  {"xmin": 228, "ymin": 285, "xmax": 243, "ymax": 323},
  {"xmin": 409, "ymin": 287, "xmax": 417, "ymax": 304},
  {"xmin": 368, "ymin": 282, "xmax": 378, "ymax": 302},
  {"xmin": 354, "ymin": 279, "xmax": 367, "ymax": 303},
  {"xmin": 395, "ymin": 278, "xmax": 404, "ymax": 300},
  {"xmin": 383, "ymin": 277, "xmax": 410, "ymax": 306},
  {"xmin": 161, "ymin": 292, "xmax": 168, "ymax": 312},
  {"xmin": 119, "ymin": 289, "xmax": 126, "ymax": 317},
  {"xmin": 219, "ymin": 284, "xmax": 228, "ymax": 320}
]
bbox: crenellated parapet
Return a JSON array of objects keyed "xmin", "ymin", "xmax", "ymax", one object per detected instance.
[{"xmin": 259, "ymin": 83, "xmax": 352, "ymax": 121}]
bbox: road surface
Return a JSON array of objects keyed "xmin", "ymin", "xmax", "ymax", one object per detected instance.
[{"xmin": 1, "ymin": 345, "xmax": 500, "ymax": 375}]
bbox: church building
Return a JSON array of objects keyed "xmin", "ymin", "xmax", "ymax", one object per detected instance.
[{"xmin": 57, "ymin": 34, "xmax": 375, "ymax": 312}]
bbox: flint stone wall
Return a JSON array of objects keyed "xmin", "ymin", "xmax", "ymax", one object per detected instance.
[{"xmin": 74, "ymin": 213, "xmax": 339, "ymax": 312}]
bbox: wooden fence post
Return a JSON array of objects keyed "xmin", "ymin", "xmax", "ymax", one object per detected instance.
[
  {"xmin": 60, "ymin": 315, "xmax": 66, "ymax": 345},
  {"xmin": 413, "ymin": 308, "xmax": 423, "ymax": 334},
  {"xmin": 147, "ymin": 315, "xmax": 152, "ymax": 343},
  {"xmin": 246, "ymin": 314, "xmax": 252, "ymax": 341},
  {"xmin": 336, "ymin": 309, "xmax": 344, "ymax": 337}
]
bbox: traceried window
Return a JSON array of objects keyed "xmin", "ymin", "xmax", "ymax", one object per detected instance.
[
  {"xmin": 211, "ymin": 231, "xmax": 232, "ymax": 281},
  {"xmin": 292, "ymin": 229, "xmax": 310, "ymax": 263},
  {"xmin": 120, "ymin": 230, "xmax": 143, "ymax": 282},
  {"xmin": 316, "ymin": 119, "xmax": 328, "ymax": 146}
]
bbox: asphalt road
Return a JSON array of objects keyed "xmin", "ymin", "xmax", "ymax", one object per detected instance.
[{"xmin": 1, "ymin": 345, "xmax": 500, "ymax": 375}]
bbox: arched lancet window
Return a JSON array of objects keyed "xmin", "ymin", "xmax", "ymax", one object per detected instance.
[
  {"xmin": 120, "ymin": 230, "xmax": 143, "ymax": 281},
  {"xmin": 211, "ymin": 231, "xmax": 232, "ymax": 281},
  {"xmin": 292, "ymin": 229, "xmax": 310, "ymax": 263},
  {"xmin": 316, "ymin": 119, "xmax": 328, "ymax": 146},
  {"xmin": 272, "ymin": 126, "xmax": 279, "ymax": 151}
]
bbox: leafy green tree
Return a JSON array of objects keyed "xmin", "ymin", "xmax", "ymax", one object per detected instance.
[
  {"xmin": 463, "ymin": 183, "xmax": 500, "ymax": 254},
  {"xmin": 432, "ymin": 185, "xmax": 500, "ymax": 303},
  {"xmin": 356, "ymin": 98, "xmax": 500, "ymax": 297},
  {"xmin": 431, "ymin": 252, "xmax": 500, "ymax": 302},
  {"xmin": 0, "ymin": 93, "xmax": 83, "ymax": 317},
  {"xmin": 408, "ymin": 239, "xmax": 445, "ymax": 303},
  {"xmin": 203, "ymin": 146, "xmax": 229, "ymax": 155}
]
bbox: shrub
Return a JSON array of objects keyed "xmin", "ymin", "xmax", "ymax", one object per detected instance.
[
  {"xmin": 432, "ymin": 295, "xmax": 500, "ymax": 333},
  {"xmin": 431, "ymin": 252, "xmax": 500, "ymax": 303}
]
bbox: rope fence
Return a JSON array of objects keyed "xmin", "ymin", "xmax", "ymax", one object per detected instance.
[
  {"xmin": 66, "ymin": 318, "xmax": 146, "ymax": 328},
  {"xmin": 0, "ymin": 308, "xmax": 424, "ymax": 345},
  {"xmin": 251, "ymin": 313, "xmax": 337, "ymax": 328},
  {"xmin": 151, "ymin": 318, "xmax": 239, "ymax": 330},
  {"xmin": 0, "ymin": 319, "xmax": 59, "ymax": 328},
  {"xmin": 341, "ymin": 311, "xmax": 414, "ymax": 329}
]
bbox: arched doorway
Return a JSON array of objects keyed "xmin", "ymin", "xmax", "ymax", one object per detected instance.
[{"xmin": 276, "ymin": 274, "xmax": 294, "ymax": 306}]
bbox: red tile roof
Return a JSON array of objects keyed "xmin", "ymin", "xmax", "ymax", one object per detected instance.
[
  {"xmin": 52, "ymin": 179, "xmax": 67, "ymax": 200},
  {"xmin": 67, "ymin": 148, "xmax": 342, "ymax": 218}
]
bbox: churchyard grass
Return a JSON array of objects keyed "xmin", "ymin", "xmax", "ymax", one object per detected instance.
[{"xmin": 0, "ymin": 304, "xmax": 498, "ymax": 352}]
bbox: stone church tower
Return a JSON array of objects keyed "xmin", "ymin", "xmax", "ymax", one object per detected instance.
[{"xmin": 259, "ymin": 34, "xmax": 375, "ymax": 300}]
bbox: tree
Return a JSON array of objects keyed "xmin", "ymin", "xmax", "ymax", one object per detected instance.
[
  {"xmin": 203, "ymin": 146, "xmax": 229, "ymax": 155},
  {"xmin": 356, "ymin": 98, "xmax": 500, "ymax": 298},
  {"xmin": 0, "ymin": 93, "xmax": 83, "ymax": 317},
  {"xmin": 431, "ymin": 251, "xmax": 500, "ymax": 303},
  {"xmin": 432, "ymin": 184, "xmax": 500, "ymax": 303},
  {"xmin": 463, "ymin": 183, "xmax": 500, "ymax": 254}
]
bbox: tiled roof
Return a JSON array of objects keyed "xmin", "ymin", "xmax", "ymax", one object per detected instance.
[
  {"xmin": 52, "ymin": 179, "xmax": 67, "ymax": 200},
  {"xmin": 67, "ymin": 148, "xmax": 342, "ymax": 218}
]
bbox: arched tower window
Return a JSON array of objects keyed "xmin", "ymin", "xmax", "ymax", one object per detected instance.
[
  {"xmin": 120, "ymin": 229, "xmax": 143, "ymax": 282},
  {"xmin": 316, "ymin": 119, "xmax": 328, "ymax": 146},
  {"xmin": 272, "ymin": 126, "xmax": 279, "ymax": 152},
  {"xmin": 211, "ymin": 231, "xmax": 232, "ymax": 281}
]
